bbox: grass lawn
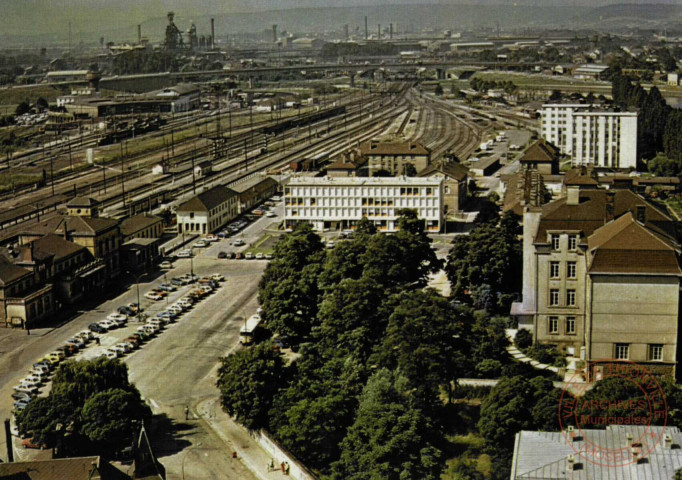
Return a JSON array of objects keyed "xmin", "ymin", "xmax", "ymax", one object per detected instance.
[
  {"xmin": 245, "ymin": 233, "xmax": 279, "ymax": 255},
  {"xmin": 0, "ymin": 85, "xmax": 64, "ymax": 107},
  {"xmin": 0, "ymin": 172, "xmax": 42, "ymax": 193},
  {"xmin": 471, "ymin": 72, "xmax": 606, "ymax": 89}
]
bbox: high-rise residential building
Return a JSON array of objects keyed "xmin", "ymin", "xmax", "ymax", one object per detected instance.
[
  {"xmin": 284, "ymin": 176, "xmax": 443, "ymax": 232},
  {"xmin": 540, "ymin": 103, "xmax": 638, "ymax": 169}
]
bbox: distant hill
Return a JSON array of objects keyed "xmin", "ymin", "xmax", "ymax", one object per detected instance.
[{"xmin": 0, "ymin": 2, "xmax": 680, "ymax": 44}]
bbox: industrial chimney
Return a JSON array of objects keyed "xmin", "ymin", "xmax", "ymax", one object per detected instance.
[
  {"xmin": 378, "ymin": 24, "xmax": 381, "ymax": 40},
  {"xmin": 272, "ymin": 24, "xmax": 278, "ymax": 42},
  {"xmin": 390, "ymin": 23, "xmax": 393, "ymax": 39},
  {"xmin": 365, "ymin": 16, "xmax": 368, "ymax": 40},
  {"xmin": 211, "ymin": 18, "xmax": 215, "ymax": 48},
  {"xmin": 137, "ymin": 24, "xmax": 142, "ymax": 44}
]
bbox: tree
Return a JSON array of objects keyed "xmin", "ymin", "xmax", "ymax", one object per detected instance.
[
  {"xmin": 434, "ymin": 84, "xmax": 444, "ymax": 96},
  {"xmin": 515, "ymin": 329, "xmax": 533, "ymax": 350},
  {"xmin": 15, "ymin": 101, "xmax": 29, "ymax": 115},
  {"xmin": 80, "ymin": 388, "xmax": 151, "ymax": 455},
  {"xmin": 216, "ymin": 343, "xmax": 284, "ymax": 429},
  {"xmin": 35, "ymin": 97, "xmax": 48, "ymax": 111},
  {"xmin": 330, "ymin": 370, "xmax": 444, "ymax": 480},
  {"xmin": 446, "ymin": 211, "xmax": 522, "ymax": 313},
  {"xmin": 371, "ymin": 289, "xmax": 467, "ymax": 404}
]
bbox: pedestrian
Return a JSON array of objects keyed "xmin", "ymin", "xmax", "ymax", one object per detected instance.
[
  {"xmin": 95, "ymin": 337, "xmax": 100, "ymax": 345},
  {"xmin": 280, "ymin": 462, "xmax": 285, "ymax": 473},
  {"xmin": 285, "ymin": 462, "xmax": 290, "ymax": 475},
  {"xmin": 184, "ymin": 405, "xmax": 189, "ymax": 420},
  {"xmin": 269, "ymin": 459, "xmax": 275, "ymax": 471}
]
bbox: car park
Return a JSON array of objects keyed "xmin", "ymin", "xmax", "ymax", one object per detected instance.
[
  {"xmin": 199, "ymin": 285, "xmax": 213, "ymax": 294},
  {"xmin": 13, "ymin": 400, "xmax": 30, "ymax": 412},
  {"xmin": 89, "ymin": 323, "xmax": 107, "ymax": 334},
  {"xmin": 21, "ymin": 376, "xmax": 42, "ymax": 387},
  {"xmin": 183, "ymin": 274, "xmax": 198, "ymax": 283},
  {"xmin": 124, "ymin": 337, "xmax": 141, "ymax": 348},
  {"xmin": 33, "ymin": 362, "xmax": 52, "ymax": 373},
  {"xmin": 132, "ymin": 331, "xmax": 149, "ymax": 342},
  {"xmin": 157, "ymin": 312, "xmax": 177, "ymax": 322},
  {"xmin": 117, "ymin": 306, "xmax": 135, "ymax": 316},
  {"xmin": 117, "ymin": 342, "xmax": 133, "ymax": 354},
  {"xmin": 57, "ymin": 345, "xmax": 78, "ymax": 356},
  {"xmin": 265, "ymin": 253, "xmax": 273, "ymax": 260},
  {"xmin": 29, "ymin": 370, "xmax": 49, "ymax": 382},
  {"xmin": 14, "ymin": 384, "xmax": 39, "ymax": 395},
  {"xmin": 106, "ymin": 347, "xmax": 122, "ymax": 357},
  {"xmin": 217, "ymin": 251, "xmax": 227, "ymax": 259},
  {"xmin": 76, "ymin": 331, "xmax": 94, "ymax": 342},
  {"xmin": 178, "ymin": 297, "xmax": 194, "ymax": 307},
  {"xmin": 245, "ymin": 252, "xmax": 253, "ymax": 259},
  {"xmin": 159, "ymin": 261, "xmax": 173, "ymax": 269},
  {"xmin": 141, "ymin": 324, "xmax": 160, "ymax": 334},
  {"xmin": 148, "ymin": 318, "xmax": 165, "ymax": 328},
  {"xmin": 171, "ymin": 277, "xmax": 185, "ymax": 286},
  {"xmin": 168, "ymin": 304, "xmax": 184, "ymax": 315}
]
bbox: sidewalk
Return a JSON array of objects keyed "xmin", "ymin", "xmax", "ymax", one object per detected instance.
[
  {"xmin": 505, "ymin": 329, "xmax": 559, "ymax": 373},
  {"xmin": 194, "ymin": 397, "xmax": 287, "ymax": 480}
]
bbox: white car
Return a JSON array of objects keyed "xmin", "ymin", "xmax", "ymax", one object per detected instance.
[
  {"xmin": 144, "ymin": 292, "xmax": 164, "ymax": 301},
  {"xmin": 108, "ymin": 312, "xmax": 128, "ymax": 321},
  {"xmin": 148, "ymin": 319, "xmax": 165, "ymax": 329},
  {"xmin": 21, "ymin": 376, "xmax": 42, "ymax": 387},
  {"xmin": 266, "ymin": 211, "xmax": 276, "ymax": 218},
  {"xmin": 141, "ymin": 324, "xmax": 161, "ymax": 334},
  {"xmin": 77, "ymin": 330, "xmax": 95, "ymax": 341},
  {"xmin": 105, "ymin": 348, "xmax": 121, "ymax": 358},
  {"xmin": 205, "ymin": 235, "xmax": 219, "ymax": 242},
  {"xmin": 233, "ymin": 239, "xmax": 245, "ymax": 246},
  {"xmin": 159, "ymin": 260, "xmax": 173, "ymax": 269},
  {"xmin": 29, "ymin": 370, "xmax": 49, "ymax": 382},
  {"xmin": 199, "ymin": 285, "xmax": 213, "ymax": 294},
  {"xmin": 176, "ymin": 250, "xmax": 192, "ymax": 258},
  {"xmin": 179, "ymin": 297, "xmax": 194, "ymax": 306},
  {"xmin": 98, "ymin": 320, "xmax": 116, "ymax": 330},
  {"xmin": 168, "ymin": 304, "xmax": 184, "ymax": 315},
  {"xmin": 211, "ymin": 273, "xmax": 225, "ymax": 282},
  {"xmin": 193, "ymin": 240, "xmax": 207, "ymax": 248},
  {"xmin": 116, "ymin": 342, "xmax": 133, "ymax": 353},
  {"xmin": 256, "ymin": 253, "xmax": 264, "ymax": 260},
  {"xmin": 100, "ymin": 351, "xmax": 118, "ymax": 360},
  {"xmin": 14, "ymin": 384, "xmax": 39, "ymax": 395}
]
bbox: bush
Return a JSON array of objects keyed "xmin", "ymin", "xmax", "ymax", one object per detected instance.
[
  {"xmin": 515, "ymin": 329, "xmax": 533, "ymax": 350},
  {"xmin": 475, "ymin": 359, "xmax": 502, "ymax": 378},
  {"xmin": 524, "ymin": 344, "xmax": 566, "ymax": 368}
]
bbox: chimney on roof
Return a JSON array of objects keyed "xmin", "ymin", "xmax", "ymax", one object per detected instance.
[
  {"xmin": 211, "ymin": 19, "xmax": 215, "ymax": 49},
  {"xmin": 665, "ymin": 434, "xmax": 673, "ymax": 449},
  {"xmin": 566, "ymin": 186, "xmax": 580, "ymax": 206},
  {"xmin": 636, "ymin": 205, "xmax": 646, "ymax": 224},
  {"xmin": 566, "ymin": 454, "xmax": 582, "ymax": 471},
  {"xmin": 605, "ymin": 191, "xmax": 615, "ymax": 223},
  {"xmin": 365, "ymin": 16, "xmax": 368, "ymax": 40}
]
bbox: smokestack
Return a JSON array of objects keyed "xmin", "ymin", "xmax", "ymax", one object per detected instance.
[
  {"xmin": 137, "ymin": 25, "xmax": 141, "ymax": 44},
  {"xmin": 365, "ymin": 16, "xmax": 368, "ymax": 40},
  {"xmin": 4, "ymin": 418, "xmax": 13, "ymax": 462},
  {"xmin": 378, "ymin": 24, "xmax": 381, "ymax": 40},
  {"xmin": 272, "ymin": 24, "xmax": 277, "ymax": 43},
  {"xmin": 344, "ymin": 24, "xmax": 349, "ymax": 41},
  {"xmin": 211, "ymin": 18, "xmax": 215, "ymax": 48},
  {"xmin": 390, "ymin": 23, "xmax": 393, "ymax": 39}
]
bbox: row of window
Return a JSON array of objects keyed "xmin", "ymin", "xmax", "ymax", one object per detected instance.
[
  {"xmin": 549, "ymin": 289, "xmax": 576, "ymax": 307},
  {"xmin": 550, "ymin": 261, "xmax": 577, "ymax": 279},
  {"xmin": 287, "ymin": 208, "xmax": 440, "ymax": 219},
  {"xmin": 548, "ymin": 316, "xmax": 576, "ymax": 335},
  {"xmin": 550, "ymin": 234, "xmax": 578, "ymax": 251},
  {"xmin": 615, "ymin": 343, "xmax": 663, "ymax": 362},
  {"xmin": 286, "ymin": 186, "xmax": 437, "ymax": 197}
]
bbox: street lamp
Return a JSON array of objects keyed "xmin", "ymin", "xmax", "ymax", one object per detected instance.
[{"xmin": 127, "ymin": 271, "xmax": 148, "ymax": 322}]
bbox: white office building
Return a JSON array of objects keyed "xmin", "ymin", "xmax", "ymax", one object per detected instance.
[
  {"xmin": 284, "ymin": 176, "xmax": 443, "ymax": 232},
  {"xmin": 540, "ymin": 103, "xmax": 638, "ymax": 169}
]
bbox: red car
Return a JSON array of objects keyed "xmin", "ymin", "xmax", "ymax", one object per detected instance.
[{"xmin": 22, "ymin": 437, "xmax": 47, "ymax": 449}]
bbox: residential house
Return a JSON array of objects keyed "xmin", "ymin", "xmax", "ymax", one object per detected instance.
[
  {"xmin": 120, "ymin": 214, "xmax": 163, "ymax": 243},
  {"xmin": 519, "ymin": 139, "xmax": 561, "ymax": 175},
  {"xmin": 360, "ymin": 140, "xmax": 431, "ymax": 176},
  {"xmin": 417, "ymin": 159, "xmax": 469, "ymax": 215},
  {"xmin": 15, "ymin": 234, "xmax": 103, "ymax": 305},
  {"xmin": 176, "ymin": 186, "xmax": 239, "ymax": 235},
  {"xmin": 0, "ymin": 258, "xmax": 54, "ymax": 329},
  {"xmin": 511, "ymin": 188, "xmax": 681, "ymax": 378}
]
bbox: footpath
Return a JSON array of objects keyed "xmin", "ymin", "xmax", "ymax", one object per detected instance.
[{"xmin": 194, "ymin": 397, "xmax": 313, "ymax": 480}]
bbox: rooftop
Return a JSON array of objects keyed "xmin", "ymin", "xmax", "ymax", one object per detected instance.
[
  {"xmin": 287, "ymin": 175, "xmax": 442, "ymax": 186},
  {"xmin": 512, "ymin": 426, "xmax": 682, "ymax": 480},
  {"xmin": 0, "ymin": 456, "xmax": 129, "ymax": 480},
  {"xmin": 176, "ymin": 185, "xmax": 237, "ymax": 213},
  {"xmin": 0, "ymin": 260, "xmax": 32, "ymax": 286},
  {"xmin": 120, "ymin": 214, "xmax": 162, "ymax": 237},
  {"xmin": 360, "ymin": 140, "xmax": 430, "ymax": 157},
  {"xmin": 519, "ymin": 139, "xmax": 560, "ymax": 164},
  {"xmin": 66, "ymin": 196, "xmax": 100, "ymax": 208},
  {"xmin": 418, "ymin": 160, "xmax": 469, "ymax": 181}
]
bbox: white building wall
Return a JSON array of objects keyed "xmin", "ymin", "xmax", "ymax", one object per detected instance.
[
  {"xmin": 284, "ymin": 177, "xmax": 442, "ymax": 232},
  {"xmin": 540, "ymin": 104, "xmax": 638, "ymax": 169}
]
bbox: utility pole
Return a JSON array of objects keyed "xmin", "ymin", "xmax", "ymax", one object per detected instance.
[
  {"xmin": 67, "ymin": 139, "xmax": 73, "ymax": 172},
  {"xmin": 49, "ymin": 155, "xmax": 54, "ymax": 195},
  {"xmin": 191, "ymin": 147, "xmax": 196, "ymax": 194},
  {"xmin": 120, "ymin": 141, "xmax": 126, "ymax": 207}
]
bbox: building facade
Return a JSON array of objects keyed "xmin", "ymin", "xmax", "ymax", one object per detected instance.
[
  {"xmin": 361, "ymin": 140, "xmax": 431, "ymax": 176},
  {"xmin": 284, "ymin": 176, "xmax": 443, "ymax": 232},
  {"xmin": 120, "ymin": 214, "xmax": 163, "ymax": 243},
  {"xmin": 512, "ymin": 187, "xmax": 681, "ymax": 378},
  {"xmin": 540, "ymin": 103, "xmax": 637, "ymax": 169},
  {"xmin": 176, "ymin": 186, "xmax": 239, "ymax": 235},
  {"xmin": 0, "ymin": 260, "xmax": 54, "ymax": 329}
]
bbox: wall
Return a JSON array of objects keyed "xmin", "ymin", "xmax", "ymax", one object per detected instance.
[
  {"xmin": 588, "ymin": 274, "xmax": 679, "ymax": 375},
  {"xmin": 252, "ymin": 430, "xmax": 318, "ymax": 480}
]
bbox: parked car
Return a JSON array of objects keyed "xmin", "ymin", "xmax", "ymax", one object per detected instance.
[
  {"xmin": 21, "ymin": 437, "xmax": 47, "ymax": 449},
  {"xmin": 159, "ymin": 261, "xmax": 173, "ymax": 269},
  {"xmin": 21, "ymin": 376, "xmax": 42, "ymax": 388},
  {"xmin": 199, "ymin": 285, "xmax": 213, "ymax": 294},
  {"xmin": 168, "ymin": 304, "xmax": 184, "ymax": 315},
  {"xmin": 171, "ymin": 277, "xmax": 185, "ymax": 286},
  {"xmin": 256, "ymin": 253, "xmax": 264, "ymax": 260},
  {"xmin": 233, "ymin": 239, "xmax": 245, "ymax": 246},
  {"xmin": 66, "ymin": 337, "xmax": 85, "ymax": 349},
  {"xmin": 144, "ymin": 291, "xmax": 164, "ymax": 301},
  {"xmin": 217, "ymin": 251, "xmax": 227, "ymax": 259},
  {"xmin": 178, "ymin": 298, "xmax": 194, "ymax": 308},
  {"xmin": 245, "ymin": 252, "xmax": 253, "ymax": 260},
  {"xmin": 50, "ymin": 350, "xmax": 66, "ymax": 361},
  {"xmin": 100, "ymin": 351, "xmax": 118, "ymax": 360},
  {"xmin": 140, "ymin": 324, "xmax": 160, "ymax": 335},
  {"xmin": 266, "ymin": 211, "xmax": 276, "ymax": 218},
  {"xmin": 117, "ymin": 306, "xmax": 135, "ymax": 316},
  {"xmin": 193, "ymin": 240, "xmax": 207, "ymax": 248},
  {"xmin": 117, "ymin": 342, "xmax": 133, "ymax": 353},
  {"xmin": 158, "ymin": 283, "xmax": 177, "ymax": 292},
  {"xmin": 265, "ymin": 253, "xmax": 273, "ymax": 260},
  {"xmin": 176, "ymin": 250, "xmax": 192, "ymax": 258},
  {"xmin": 13, "ymin": 400, "xmax": 31, "ymax": 412},
  {"xmin": 205, "ymin": 235, "xmax": 219, "ymax": 242},
  {"xmin": 57, "ymin": 345, "xmax": 78, "ymax": 356},
  {"xmin": 76, "ymin": 331, "xmax": 94, "ymax": 342},
  {"xmin": 98, "ymin": 320, "xmax": 116, "ymax": 330},
  {"xmin": 89, "ymin": 323, "xmax": 107, "ymax": 334},
  {"xmin": 12, "ymin": 391, "xmax": 33, "ymax": 402},
  {"xmin": 217, "ymin": 232, "xmax": 227, "ymax": 239},
  {"xmin": 124, "ymin": 337, "xmax": 141, "ymax": 348},
  {"xmin": 32, "ymin": 363, "xmax": 51, "ymax": 374},
  {"xmin": 107, "ymin": 313, "xmax": 128, "ymax": 323},
  {"xmin": 211, "ymin": 273, "xmax": 225, "ymax": 282},
  {"xmin": 157, "ymin": 312, "xmax": 177, "ymax": 322},
  {"xmin": 182, "ymin": 274, "xmax": 198, "ymax": 283},
  {"xmin": 29, "ymin": 370, "xmax": 49, "ymax": 382},
  {"xmin": 105, "ymin": 348, "xmax": 121, "ymax": 357},
  {"xmin": 14, "ymin": 384, "xmax": 39, "ymax": 395}
]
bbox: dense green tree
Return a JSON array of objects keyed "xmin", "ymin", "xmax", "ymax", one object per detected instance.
[
  {"xmin": 330, "ymin": 370, "xmax": 444, "ymax": 480},
  {"xmin": 80, "ymin": 388, "xmax": 151, "ymax": 455},
  {"xmin": 14, "ymin": 101, "xmax": 29, "ymax": 115},
  {"xmin": 435, "ymin": 84, "xmax": 444, "ymax": 96},
  {"xmin": 515, "ymin": 329, "xmax": 533, "ymax": 350},
  {"xmin": 35, "ymin": 97, "xmax": 48, "ymax": 111},
  {"xmin": 216, "ymin": 343, "xmax": 284, "ymax": 429},
  {"xmin": 17, "ymin": 392, "xmax": 79, "ymax": 445},
  {"xmin": 51, "ymin": 358, "xmax": 133, "ymax": 407},
  {"xmin": 446, "ymin": 211, "xmax": 521, "ymax": 313},
  {"xmin": 371, "ymin": 289, "xmax": 467, "ymax": 404}
]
